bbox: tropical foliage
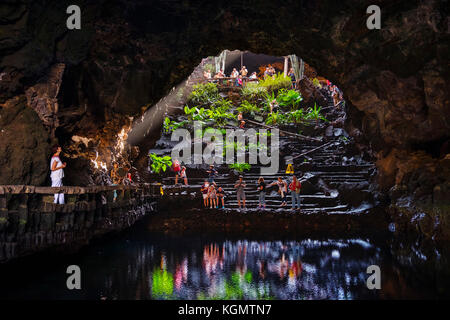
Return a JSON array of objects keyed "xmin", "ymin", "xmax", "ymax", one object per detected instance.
[
  {"xmin": 187, "ymin": 83, "xmax": 220, "ymax": 106},
  {"xmin": 149, "ymin": 153, "xmax": 172, "ymax": 174},
  {"xmin": 305, "ymin": 103, "xmax": 327, "ymax": 122},
  {"xmin": 276, "ymin": 89, "xmax": 303, "ymax": 111},
  {"xmin": 237, "ymin": 100, "xmax": 260, "ymax": 116},
  {"xmin": 258, "ymin": 73, "xmax": 292, "ymax": 93},
  {"xmin": 228, "ymin": 162, "xmax": 251, "ymax": 173},
  {"xmin": 241, "ymin": 82, "xmax": 267, "ymax": 101},
  {"xmin": 163, "ymin": 117, "xmax": 187, "ymax": 133}
]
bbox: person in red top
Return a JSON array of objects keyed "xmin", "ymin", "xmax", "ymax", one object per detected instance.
[
  {"xmin": 172, "ymin": 159, "xmax": 181, "ymax": 185},
  {"xmin": 289, "ymin": 175, "xmax": 302, "ymax": 211}
]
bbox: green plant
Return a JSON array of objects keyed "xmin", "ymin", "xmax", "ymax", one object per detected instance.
[
  {"xmin": 163, "ymin": 117, "xmax": 187, "ymax": 133},
  {"xmin": 228, "ymin": 162, "xmax": 251, "ymax": 173},
  {"xmin": 312, "ymin": 78, "xmax": 322, "ymax": 88},
  {"xmin": 286, "ymin": 109, "xmax": 306, "ymax": 123},
  {"xmin": 305, "ymin": 103, "xmax": 327, "ymax": 122},
  {"xmin": 276, "ymin": 89, "xmax": 303, "ymax": 111},
  {"xmin": 237, "ymin": 100, "xmax": 260, "ymax": 116},
  {"xmin": 241, "ymin": 82, "xmax": 267, "ymax": 101},
  {"xmin": 262, "ymin": 91, "xmax": 276, "ymax": 113},
  {"xmin": 258, "ymin": 73, "xmax": 292, "ymax": 93},
  {"xmin": 206, "ymin": 107, "xmax": 234, "ymax": 126},
  {"xmin": 187, "ymin": 83, "xmax": 220, "ymax": 106},
  {"xmin": 265, "ymin": 111, "xmax": 286, "ymax": 125},
  {"xmin": 148, "ymin": 153, "xmax": 172, "ymax": 174}
]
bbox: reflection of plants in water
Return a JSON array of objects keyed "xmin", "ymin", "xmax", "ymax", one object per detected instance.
[
  {"xmin": 197, "ymin": 271, "xmax": 273, "ymax": 300},
  {"xmin": 152, "ymin": 268, "xmax": 174, "ymax": 299}
]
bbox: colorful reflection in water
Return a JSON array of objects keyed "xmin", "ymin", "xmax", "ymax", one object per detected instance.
[{"xmin": 0, "ymin": 234, "xmax": 437, "ymax": 300}]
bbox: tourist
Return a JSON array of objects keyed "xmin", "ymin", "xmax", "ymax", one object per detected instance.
[
  {"xmin": 289, "ymin": 175, "xmax": 302, "ymax": 211},
  {"xmin": 257, "ymin": 177, "xmax": 266, "ymax": 209},
  {"xmin": 111, "ymin": 162, "xmax": 122, "ymax": 201},
  {"xmin": 207, "ymin": 164, "xmax": 218, "ymax": 184},
  {"xmin": 217, "ymin": 186, "xmax": 225, "ymax": 208},
  {"xmin": 201, "ymin": 180, "xmax": 210, "ymax": 207},
  {"xmin": 234, "ymin": 175, "xmax": 246, "ymax": 209},
  {"xmin": 288, "ymin": 68, "xmax": 296, "ymax": 89},
  {"xmin": 231, "ymin": 68, "xmax": 239, "ymax": 78},
  {"xmin": 249, "ymin": 72, "xmax": 258, "ymax": 79},
  {"xmin": 237, "ymin": 112, "xmax": 243, "ymax": 122},
  {"xmin": 207, "ymin": 184, "xmax": 217, "ymax": 209},
  {"xmin": 180, "ymin": 166, "xmax": 188, "ymax": 186},
  {"xmin": 236, "ymin": 75, "xmax": 243, "ymax": 87},
  {"xmin": 263, "ymin": 67, "xmax": 270, "ymax": 78},
  {"xmin": 50, "ymin": 145, "xmax": 66, "ymax": 204},
  {"xmin": 270, "ymin": 177, "xmax": 288, "ymax": 207},
  {"xmin": 240, "ymin": 66, "xmax": 248, "ymax": 77},
  {"xmin": 172, "ymin": 158, "xmax": 181, "ymax": 185},
  {"xmin": 332, "ymin": 87, "xmax": 340, "ymax": 106},
  {"xmin": 239, "ymin": 120, "xmax": 245, "ymax": 129}
]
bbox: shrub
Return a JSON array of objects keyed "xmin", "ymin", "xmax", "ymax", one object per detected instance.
[
  {"xmin": 305, "ymin": 103, "xmax": 327, "ymax": 122},
  {"xmin": 229, "ymin": 163, "xmax": 251, "ymax": 173},
  {"xmin": 187, "ymin": 83, "xmax": 220, "ymax": 106},
  {"xmin": 163, "ymin": 117, "xmax": 187, "ymax": 133},
  {"xmin": 149, "ymin": 154, "xmax": 172, "ymax": 174},
  {"xmin": 276, "ymin": 89, "xmax": 303, "ymax": 111},
  {"xmin": 265, "ymin": 111, "xmax": 286, "ymax": 125},
  {"xmin": 241, "ymin": 82, "xmax": 267, "ymax": 102},
  {"xmin": 237, "ymin": 100, "xmax": 260, "ymax": 116},
  {"xmin": 258, "ymin": 73, "xmax": 292, "ymax": 93}
]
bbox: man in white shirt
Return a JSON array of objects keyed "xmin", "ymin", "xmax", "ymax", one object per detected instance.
[{"xmin": 50, "ymin": 145, "xmax": 66, "ymax": 204}]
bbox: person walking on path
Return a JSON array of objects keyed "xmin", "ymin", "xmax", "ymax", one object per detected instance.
[
  {"xmin": 50, "ymin": 145, "xmax": 66, "ymax": 204},
  {"xmin": 234, "ymin": 175, "xmax": 246, "ymax": 210},
  {"xmin": 257, "ymin": 177, "xmax": 266, "ymax": 210},
  {"xmin": 207, "ymin": 165, "xmax": 218, "ymax": 185},
  {"xmin": 289, "ymin": 176, "xmax": 302, "ymax": 211}
]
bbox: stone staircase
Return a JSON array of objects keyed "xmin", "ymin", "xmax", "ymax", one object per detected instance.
[{"xmin": 159, "ymin": 92, "xmax": 376, "ymax": 214}]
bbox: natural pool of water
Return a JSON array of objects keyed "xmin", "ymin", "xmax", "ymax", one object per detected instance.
[{"xmin": 0, "ymin": 219, "xmax": 443, "ymax": 300}]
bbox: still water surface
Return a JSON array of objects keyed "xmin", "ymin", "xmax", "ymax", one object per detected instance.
[{"xmin": 0, "ymin": 221, "xmax": 439, "ymax": 300}]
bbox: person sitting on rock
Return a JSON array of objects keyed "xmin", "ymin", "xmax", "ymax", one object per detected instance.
[
  {"xmin": 201, "ymin": 180, "xmax": 210, "ymax": 208},
  {"xmin": 239, "ymin": 120, "xmax": 245, "ymax": 129},
  {"xmin": 207, "ymin": 184, "xmax": 217, "ymax": 209},
  {"xmin": 217, "ymin": 186, "xmax": 225, "ymax": 209},
  {"xmin": 249, "ymin": 72, "xmax": 258, "ymax": 79},
  {"xmin": 269, "ymin": 99, "xmax": 279, "ymax": 113}
]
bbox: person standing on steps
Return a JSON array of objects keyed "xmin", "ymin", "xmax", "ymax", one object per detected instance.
[
  {"xmin": 257, "ymin": 177, "xmax": 266, "ymax": 210},
  {"xmin": 179, "ymin": 166, "xmax": 188, "ymax": 186},
  {"xmin": 270, "ymin": 177, "xmax": 288, "ymax": 207},
  {"xmin": 289, "ymin": 175, "xmax": 302, "ymax": 211},
  {"xmin": 217, "ymin": 186, "xmax": 225, "ymax": 209},
  {"xmin": 50, "ymin": 145, "xmax": 66, "ymax": 204},
  {"xmin": 235, "ymin": 175, "xmax": 246, "ymax": 210},
  {"xmin": 172, "ymin": 158, "xmax": 181, "ymax": 185},
  {"xmin": 201, "ymin": 180, "xmax": 210, "ymax": 208},
  {"xmin": 207, "ymin": 184, "xmax": 217, "ymax": 209}
]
